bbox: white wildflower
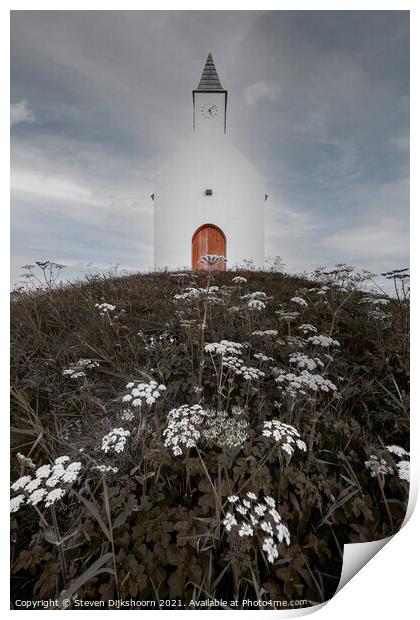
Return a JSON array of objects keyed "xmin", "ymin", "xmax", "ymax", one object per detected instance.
[
  {"xmin": 241, "ymin": 291, "xmax": 268, "ymax": 302},
  {"xmin": 205, "ymin": 340, "xmax": 247, "ymax": 355},
  {"xmin": 16, "ymin": 453, "xmax": 35, "ymax": 469},
  {"xmin": 252, "ymin": 329, "xmax": 278, "ymax": 337},
  {"xmin": 199, "ymin": 254, "xmax": 227, "ymax": 266},
  {"xmin": 397, "ymin": 461, "xmax": 410, "ymax": 482},
  {"xmin": 223, "ymin": 512, "xmax": 237, "ymax": 532},
  {"xmin": 11, "ymin": 476, "xmax": 32, "ymax": 491},
  {"xmin": 232, "ymin": 276, "xmax": 247, "ymax": 284},
  {"xmin": 63, "ymin": 358, "xmax": 99, "ymax": 379},
  {"xmin": 95, "ymin": 302, "xmax": 116, "ymax": 314},
  {"xmin": 222, "ymin": 491, "xmax": 290, "ymax": 563},
  {"xmin": 365, "ymin": 455, "xmax": 393, "ymax": 478},
  {"xmin": 248, "ymin": 299, "xmax": 266, "ymax": 311},
  {"xmin": 163, "ymin": 404, "xmax": 207, "ymax": 456},
  {"xmin": 202, "ymin": 408, "xmax": 249, "ymax": 449},
  {"xmin": 239, "ymin": 366, "xmax": 265, "ymax": 381},
  {"xmin": 24, "ymin": 478, "xmax": 43, "ymax": 493},
  {"xmin": 10, "ymin": 495, "xmax": 26, "ymax": 513},
  {"xmin": 121, "ymin": 379, "xmax": 166, "ymax": 411},
  {"xmin": 360, "ymin": 296, "xmax": 390, "ymax": 306},
  {"xmin": 276, "ymin": 522, "xmax": 291, "ymax": 545},
  {"xmin": 27, "ymin": 488, "xmax": 47, "ymax": 506},
  {"xmin": 254, "ymin": 503, "xmax": 267, "ymax": 517},
  {"xmin": 307, "ymin": 335, "xmax": 340, "ymax": 348},
  {"xmin": 61, "ymin": 461, "xmax": 82, "ymax": 483},
  {"xmin": 298, "ymin": 324, "xmax": 318, "ymax": 335},
  {"xmin": 386, "ymin": 445, "xmax": 409, "ymax": 459},
  {"xmin": 262, "ymin": 537, "xmax": 279, "ymax": 563},
  {"xmin": 45, "ymin": 488, "xmax": 66, "ymax": 507},
  {"xmin": 120, "ymin": 409, "xmax": 135, "ymax": 422},
  {"xmin": 276, "ymin": 309, "xmax": 300, "ymax": 322},
  {"xmin": 264, "ymin": 496, "xmax": 276, "ymax": 509},
  {"xmin": 254, "ymin": 352, "xmax": 274, "ymax": 363},
  {"xmin": 174, "ymin": 286, "xmax": 221, "ymax": 302},
  {"xmin": 35, "ymin": 465, "xmax": 52, "ymax": 479},
  {"xmin": 290, "ymin": 296, "xmax": 308, "ymax": 306},
  {"xmin": 101, "ymin": 428, "xmax": 130, "ymax": 454},
  {"xmin": 261, "ymin": 520, "xmax": 274, "ymax": 536},
  {"xmin": 238, "ymin": 523, "xmax": 254, "ymax": 537},
  {"xmin": 275, "ymin": 369, "xmax": 337, "ymax": 397},
  {"xmin": 93, "ymin": 465, "xmax": 119, "ymax": 474},
  {"xmin": 289, "ymin": 352, "xmax": 324, "ymax": 372}
]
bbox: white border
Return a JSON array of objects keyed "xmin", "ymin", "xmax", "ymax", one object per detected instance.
[{"xmin": 3, "ymin": 3, "xmax": 416, "ymax": 619}]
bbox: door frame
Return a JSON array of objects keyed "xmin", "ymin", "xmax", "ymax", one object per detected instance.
[{"xmin": 191, "ymin": 223, "xmax": 227, "ymax": 270}]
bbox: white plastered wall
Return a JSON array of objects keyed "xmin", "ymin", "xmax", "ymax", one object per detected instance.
[{"xmin": 153, "ymin": 133, "xmax": 265, "ymax": 270}]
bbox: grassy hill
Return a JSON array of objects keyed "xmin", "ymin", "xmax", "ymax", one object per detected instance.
[{"xmin": 10, "ymin": 266, "xmax": 409, "ymax": 608}]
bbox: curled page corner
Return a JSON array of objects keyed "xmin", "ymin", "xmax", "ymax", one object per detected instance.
[
  {"xmin": 335, "ymin": 479, "xmax": 417, "ymax": 597},
  {"xmin": 335, "ymin": 536, "xmax": 392, "ymax": 594}
]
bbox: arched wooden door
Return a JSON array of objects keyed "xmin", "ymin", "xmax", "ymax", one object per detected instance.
[{"xmin": 192, "ymin": 224, "xmax": 226, "ymax": 271}]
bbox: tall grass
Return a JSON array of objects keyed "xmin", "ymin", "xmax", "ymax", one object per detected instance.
[{"xmin": 10, "ymin": 266, "xmax": 409, "ymax": 608}]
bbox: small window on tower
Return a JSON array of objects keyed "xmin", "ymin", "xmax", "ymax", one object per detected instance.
[{"xmin": 205, "ymin": 189, "xmax": 213, "ymax": 196}]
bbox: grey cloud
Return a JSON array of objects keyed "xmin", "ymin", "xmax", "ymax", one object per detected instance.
[
  {"xmin": 10, "ymin": 10, "xmax": 409, "ymax": 287},
  {"xmin": 11, "ymin": 99, "xmax": 35, "ymax": 126}
]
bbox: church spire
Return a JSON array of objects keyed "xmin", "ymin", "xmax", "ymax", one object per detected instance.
[{"xmin": 196, "ymin": 53, "xmax": 226, "ymax": 91}]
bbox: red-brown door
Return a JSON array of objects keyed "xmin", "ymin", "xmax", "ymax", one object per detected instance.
[{"xmin": 192, "ymin": 224, "xmax": 226, "ymax": 271}]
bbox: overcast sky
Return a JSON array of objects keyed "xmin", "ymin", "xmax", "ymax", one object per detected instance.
[{"xmin": 10, "ymin": 10, "xmax": 409, "ymax": 286}]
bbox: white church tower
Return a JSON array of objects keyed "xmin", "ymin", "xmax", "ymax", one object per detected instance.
[{"xmin": 153, "ymin": 53, "xmax": 266, "ymax": 271}]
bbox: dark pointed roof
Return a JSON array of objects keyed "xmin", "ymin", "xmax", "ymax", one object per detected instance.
[{"xmin": 196, "ymin": 53, "xmax": 226, "ymax": 91}]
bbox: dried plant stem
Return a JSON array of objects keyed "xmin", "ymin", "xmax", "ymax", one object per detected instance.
[
  {"xmin": 102, "ymin": 478, "xmax": 120, "ymax": 599},
  {"xmin": 50, "ymin": 506, "xmax": 67, "ymax": 584},
  {"xmin": 378, "ymin": 476, "xmax": 394, "ymax": 531},
  {"xmin": 196, "ymin": 447, "xmax": 224, "ymax": 514}
]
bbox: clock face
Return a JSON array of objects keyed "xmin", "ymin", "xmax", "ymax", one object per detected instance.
[{"xmin": 200, "ymin": 103, "xmax": 219, "ymax": 119}]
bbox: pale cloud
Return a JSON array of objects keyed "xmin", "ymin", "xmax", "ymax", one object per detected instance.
[
  {"xmin": 10, "ymin": 100, "xmax": 35, "ymax": 126},
  {"xmin": 323, "ymin": 223, "xmax": 408, "ymax": 262},
  {"xmin": 10, "ymin": 11, "xmax": 409, "ymax": 287},
  {"xmin": 11, "ymin": 168, "xmax": 103, "ymax": 207},
  {"xmin": 244, "ymin": 81, "xmax": 279, "ymax": 108}
]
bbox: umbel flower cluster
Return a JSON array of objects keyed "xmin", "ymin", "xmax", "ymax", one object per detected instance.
[
  {"xmin": 364, "ymin": 455, "xmax": 393, "ymax": 478},
  {"xmin": 10, "ymin": 456, "xmax": 82, "ymax": 513},
  {"xmin": 275, "ymin": 369, "xmax": 337, "ymax": 398},
  {"xmin": 202, "ymin": 407, "xmax": 249, "ymax": 449},
  {"xmin": 163, "ymin": 405, "xmax": 251, "ymax": 455},
  {"xmin": 289, "ymin": 352, "xmax": 324, "ymax": 371},
  {"xmin": 95, "ymin": 302, "xmax": 116, "ymax": 315},
  {"xmin": 306, "ymin": 335, "xmax": 340, "ymax": 348},
  {"xmin": 205, "ymin": 340, "xmax": 265, "ymax": 382},
  {"xmin": 223, "ymin": 492, "xmax": 290, "ymax": 563},
  {"xmin": 262, "ymin": 420, "xmax": 307, "ymax": 456},
  {"xmin": 387, "ymin": 445, "xmax": 410, "ymax": 482},
  {"xmin": 174, "ymin": 286, "xmax": 221, "ymax": 302},
  {"xmin": 204, "ymin": 340, "xmax": 248, "ymax": 356},
  {"xmin": 290, "ymin": 296, "xmax": 308, "ymax": 307},
  {"xmin": 365, "ymin": 445, "xmax": 410, "ymax": 482},
  {"xmin": 163, "ymin": 404, "xmax": 207, "ymax": 456},
  {"xmin": 63, "ymin": 358, "xmax": 99, "ymax": 379},
  {"xmin": 232, "ymin": 276, "xmax": 247, "ymax": 284},
  {"xmin": 198, "ymin": 254, "xmax": 227, "ymax": 266},
  {"xmin": 100, "ymin": 428, "xmax": 130, "ymax": 454},
  {"xmin": 122, "ymin": 379, "xmax": 166, "ymax": 409},
  {"xmin": 252, "ymin": 329, "xmax": 278, "ymax": 337},
  {"xmin": 241, "ymin": 291, "xmax": 268, "ymax": 311}
]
